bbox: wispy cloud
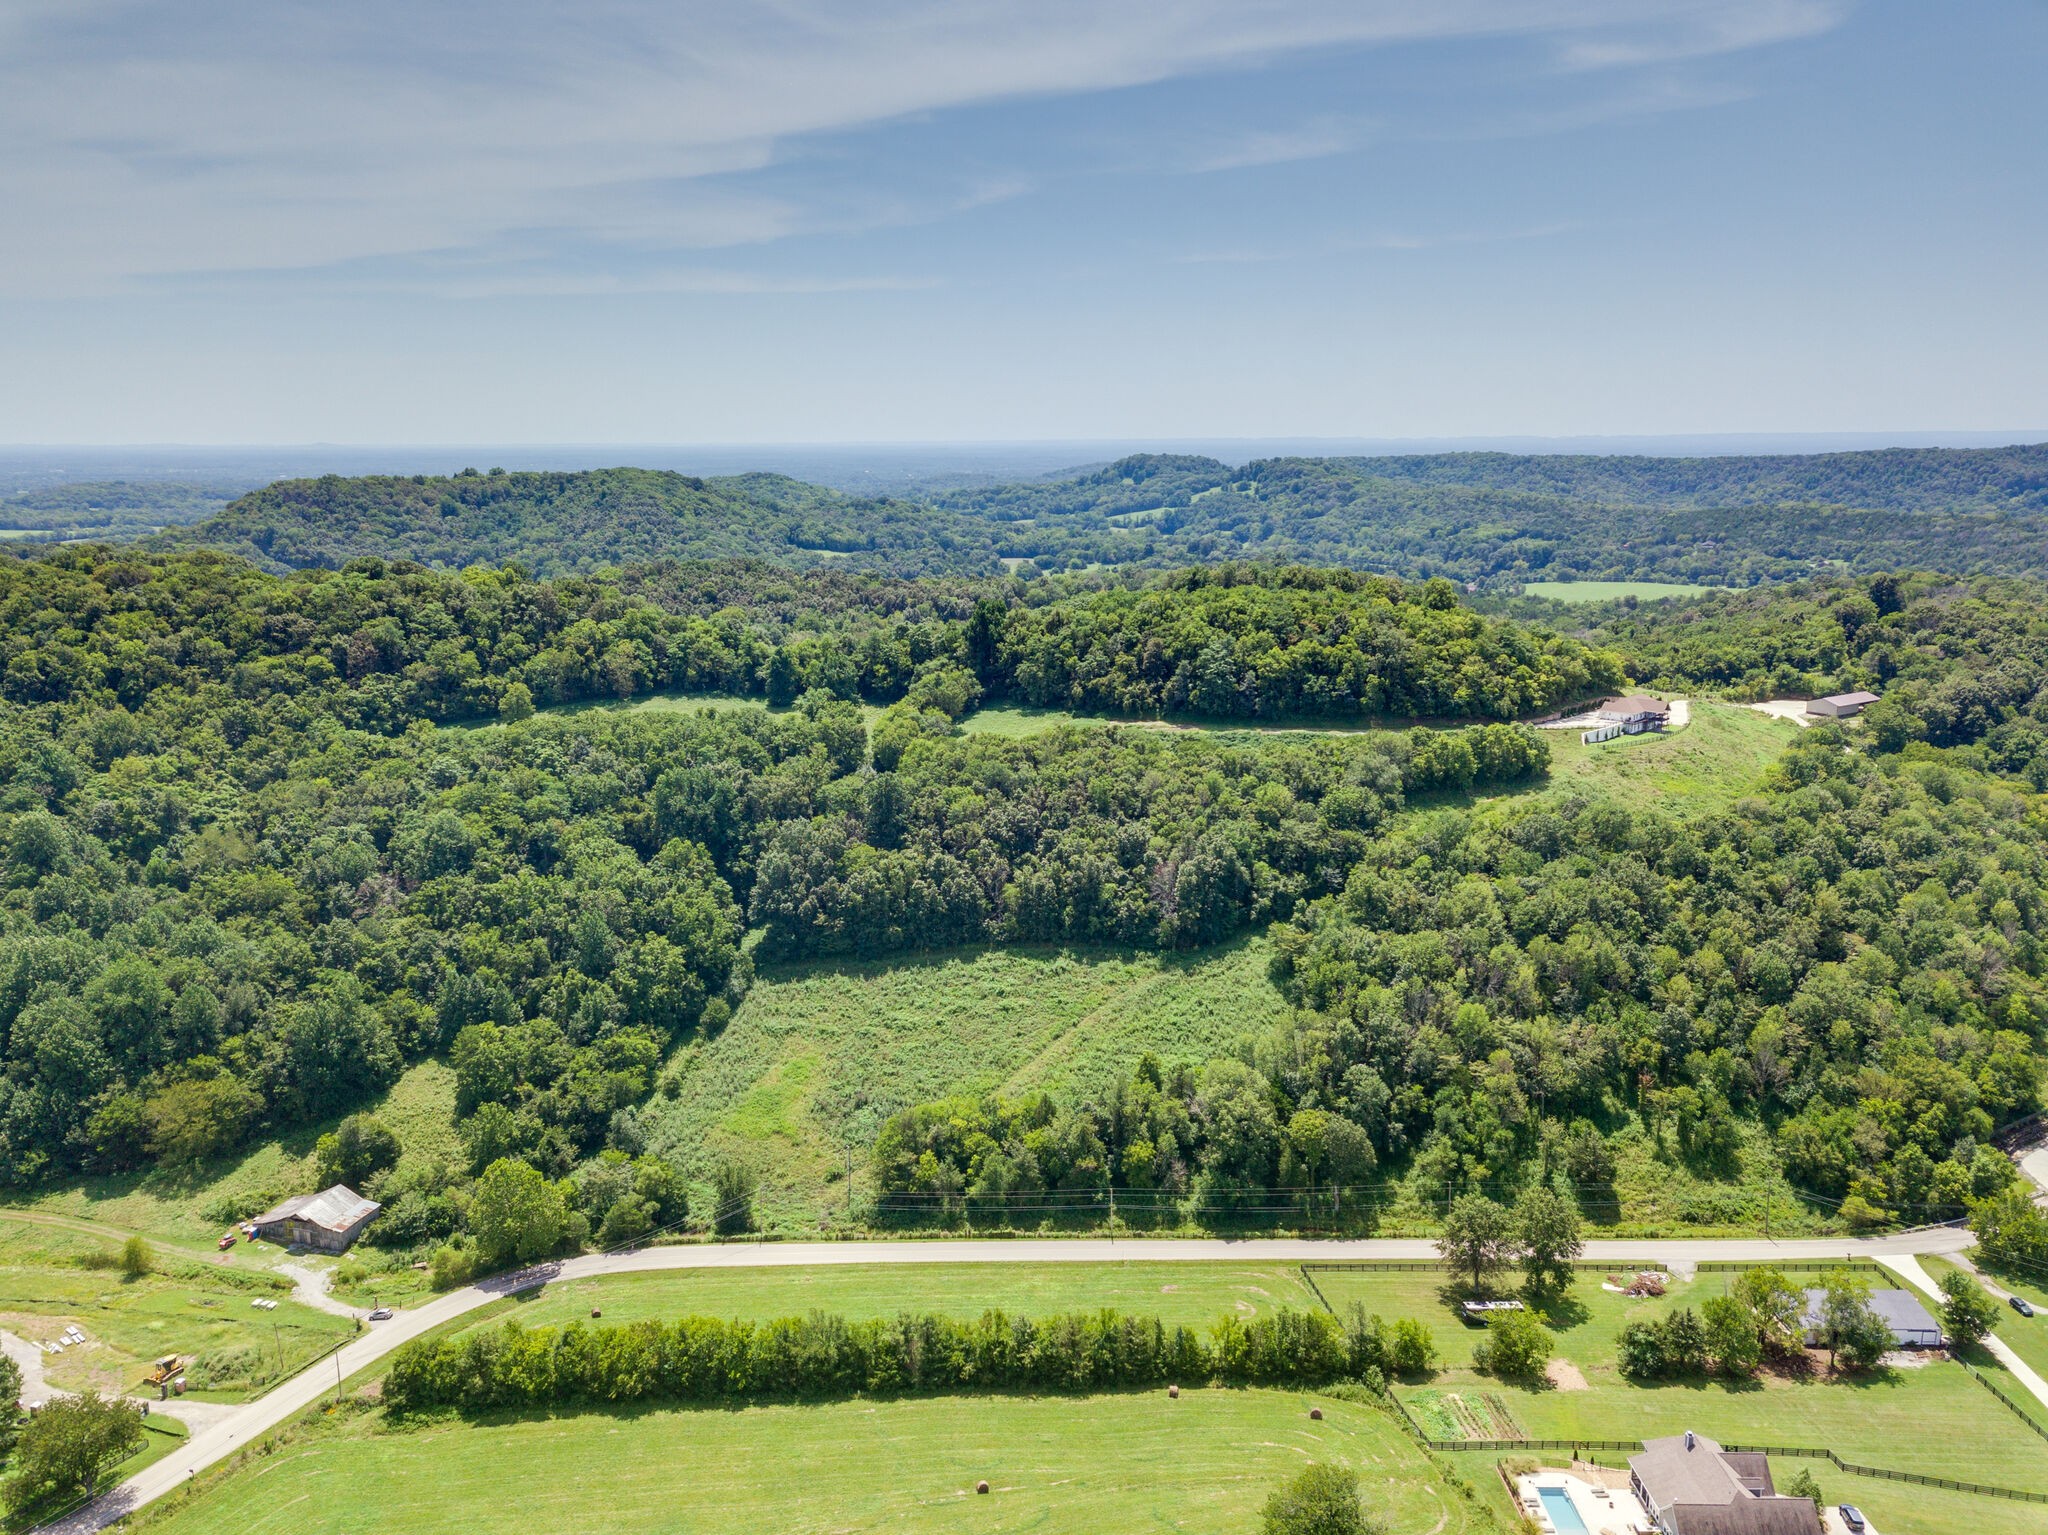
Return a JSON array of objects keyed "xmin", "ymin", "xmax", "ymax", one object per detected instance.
[{"xmin": 0, "ymin": 2, "xmax": 1853, "ymax": 296}]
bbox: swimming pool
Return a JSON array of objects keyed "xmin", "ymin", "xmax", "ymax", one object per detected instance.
[{"xmin": 1537, "ymin": 1486, "xmax": 1591, "ymax": 1535}]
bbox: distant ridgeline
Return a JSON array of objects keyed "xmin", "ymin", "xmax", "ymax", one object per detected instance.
[{"xmin": 155, "ymin": 443, "xmax": 2048, "ymax": 586}]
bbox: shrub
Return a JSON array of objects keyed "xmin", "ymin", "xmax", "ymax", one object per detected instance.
[
  {"xmin": 1472, "ymin": 1310, "xmax": 1551, "ymax": 1381},
  {"xmin": 429, "ymin": 1242, "xmax": 476, "ymax": 1290},
  {"xmin": 712, "ymin": 1160, "xmax": 756, "ymax": 1236},
  {"xmin": 1783, "ymin": 1466, "xmax": 1823, "ymax": 1509},
  {"xmin": 1262, "ymin": 1463, "xmax": 1385, "ymax": 1535},
  {"xmin": 119, "ymin": 1235, "xmax": 153, "ymax": 1278},
  {"xmin": 1386, "ymin": 1318, "xmax": 1438, "ymax": 1376},
  {"xmin": 1615, "ymin": 1319, "xmax": 1665, "ymax": 1379}
]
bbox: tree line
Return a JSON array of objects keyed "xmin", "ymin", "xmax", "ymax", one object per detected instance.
[{"xmin": 381, "ymin": 1303, "xmax": 1400, "ymax": 1413}]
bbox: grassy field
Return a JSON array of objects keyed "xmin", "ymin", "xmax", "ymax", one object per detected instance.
[
  {"xmin": 1305, "ymin": 1262, "xmax": 2048, "ymax": 1494},
  {"xmin": 0, "ymin": 1217, "xmax": 352, "ymax": 1401},
  {"xmin": 9, "ymin": 1060, "xmax": 459, "ymax": 1253},
  {"xmin": 1520, "ymin": 699, "xmax": 1796, "ymax": 811},
  {"xmin": 460, "ymin": 1260, "xmax": 1325, "ymax": 1337},
  {"xmin": 134, "ymin": 1389, "xmax": 1503, "ymax": 1535},
  {"xmin": 1924, "ymin": 1254, "xmax": 2048, "ymax": 1414},
  {"xmin": 639, "ymin": 938, "xmax": 1289, "ymax": 1231},
  {"xmin": 1521, "ymin": 580, "xmax": 1723, "ymax": 603}
]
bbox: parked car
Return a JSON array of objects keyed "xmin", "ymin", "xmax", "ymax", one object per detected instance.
[
  {"xmin": 2012, "ymin": 1295, "xmax": 2036, "ymax": 1318},
  {"xmin": 1838, "ymin": 1504, "xmax": 1865, "ymax": 1532},
  {"xmin": 216, "ymin": 1235, "xmax": 236, "ymax": 1250},
  {"xmin": 367, "ymin": 1307, "xmax": 393, "ymax": 1321}
]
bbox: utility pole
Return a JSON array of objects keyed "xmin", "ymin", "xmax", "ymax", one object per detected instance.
[{"xmin": 272, "ymin": 1318, "xmax": 283, "ymax": 1378}]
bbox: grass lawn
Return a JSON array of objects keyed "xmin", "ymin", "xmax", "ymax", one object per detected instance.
[
  {"xmin": 134, "ymin": 1390, "xmax": 1503, "ymax": 1535},
  {"xmin": 1524, "ymin": 700, "xmax": 1796, "ymax": 812},
  {"xmin": 1924, "ymin": 1254, "xmax": 2048, "ymax": 1418},
  {"xmin": 1521, "ymin": 580, "xmax": 1724, "ymax": 603},
  {"xmin": 1307, "ymin": 1262, "xmax": 2048, "ymax": 1495},
  {"xmin": 0, "ymin": 1218, "xmax": 352, "ymax": 1401},
  {"xmin": 462, "ymin": 1260, "xmax": 1325, "ymax": 1337},
  {"xmin": 640, "ymin": 938, "xmax": 1289, "ymax": 1231},
  {"xmin": 1761, "ymin": 1458, "xmax": 2048, "ymax": 1535}
]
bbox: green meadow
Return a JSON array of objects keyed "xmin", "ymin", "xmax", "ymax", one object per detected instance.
[
  {"xmin": 133, "ymin": 1389, "xmax": 1502, "ymax": 1535},
  {"xmin": 639, "ymin": 938, "xmax": 1289, "ymax": 1231}
]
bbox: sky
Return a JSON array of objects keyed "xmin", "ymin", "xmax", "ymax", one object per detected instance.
[{"xmin": 1, "ymin": 0, "xmax": 2043, "ymax": 445}]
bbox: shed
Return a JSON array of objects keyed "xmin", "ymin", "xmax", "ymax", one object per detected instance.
[
  {"xmin": 251, "ymin": 1184, "xmax": 381, "ymax": 1254},
  {"xmin": 1805, "ymin": 691, "xmax": 1880, "ymax": 718},
  {"xmin": 1799, "ymin": 1287, "xmax": 1942, "ymax": 1349}
]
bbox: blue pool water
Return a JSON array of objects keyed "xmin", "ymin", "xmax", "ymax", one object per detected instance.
[{"xmin": 1537, "ymin": 1487, "xmax": 1591, "ymax": 1535}]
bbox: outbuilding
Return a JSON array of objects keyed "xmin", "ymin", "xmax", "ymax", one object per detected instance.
[
  {"xmin": 250, "ymin": 1184, "xmax": 381, "ymax": 1254},
  {"xmin": 1805, "ymin": 691, "xmax": 1880, "ymax": 718},
  {"xmin": 1800, "ymin": 1287, "xmax": 1942, "ymax": 1349}
]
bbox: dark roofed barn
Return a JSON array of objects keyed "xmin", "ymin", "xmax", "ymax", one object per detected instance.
[{"xmin": 251, "ymin": 1184, "xmax": 381, "ymax": 1254}]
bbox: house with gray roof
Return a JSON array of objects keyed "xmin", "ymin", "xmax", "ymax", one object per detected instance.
[{"xmin": 1628, "ymin": 1431, "xmax": 1821, "ymax": 1535}]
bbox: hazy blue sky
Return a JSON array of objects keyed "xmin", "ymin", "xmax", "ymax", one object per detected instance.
[{"xmin": 1, "ymin": 0, "xmax": 2042, "ymax": 444}]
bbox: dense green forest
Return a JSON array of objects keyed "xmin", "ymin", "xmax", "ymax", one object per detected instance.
[
  {"xmin": 877, "ymin": 729, "xmax": 2045, "ymax": 1225},
  {"xmin": 158, "ymin": 467, "xmax": 1009, "ymax": 577},
  {"xmin": 2, "ymin": 539, "xmax": 2045, "ymax": 1260},
  {"xmin": 0, "ymin": 545, "xmax": 1556, "ymax": 1194},
  {"xmin": 158, "ymin": 443, "xmax": 2048, "ymax": 589}
]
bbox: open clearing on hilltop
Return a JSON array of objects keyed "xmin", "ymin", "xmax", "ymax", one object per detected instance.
[
  {"xmin": 134, "ymin": 1389, "xmax": 1495, "ymax": 1535},
  {"xmin": 1521, "ymin": 580, "xmax": 1726, "ymax": 603},
  {"xmin": 640, "ymin": 938, "xmax": 1288, "ymax": 1231}
]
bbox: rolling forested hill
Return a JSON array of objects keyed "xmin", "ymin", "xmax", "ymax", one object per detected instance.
[
  {"xmin": 157, "ymin": 467, "xmax": 1007, "ymax": 577},
  {"xmin": 164, "ymin": 442, "xmax": 2048, "ymax": 588}
]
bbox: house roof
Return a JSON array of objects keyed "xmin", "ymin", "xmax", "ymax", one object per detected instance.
[
  {"xmin": 1631, "ymin": 1432, "xmax": 1744, "ymax": 1507},
  {"xmin": 1603, "ymin": 694, "xmax": 1670, "ymax": 714},
  {"xmin": 1800, "ymin": 1286, "xmax": 1939, "ymax": 1341},
  {"xmin": 252, "ymin": 1184, "xmax": 381, "ymax": 1234},
  {"xmin": 1817, "ymin": 691, "xmax": 1880, "ymax": 706},
  {"xmin": 1630, "ymin": 1434, "xmax": 1821, "ymax": 1535}
]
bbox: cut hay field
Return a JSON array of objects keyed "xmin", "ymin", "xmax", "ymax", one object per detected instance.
[
  {"xmin": 639, "ymin": 938, "xmax": 1288, "ymax": 1231},
  {"xmin": 461, "ymin": 1260, "xmax": 1324, "ymax": 1337},
  {"xmin": 134, "ymin": 1389, "xmax": 1502, "ymax": 1535}
]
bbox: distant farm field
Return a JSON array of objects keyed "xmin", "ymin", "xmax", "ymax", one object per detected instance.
[
  {"xmin": 640, "ymin": 939, "xmax": 1289, "ymax": 1231},
  {"xmin": 1521, "ymin": 579, "xmax": 1724, "ymax": 602},
  {"xmin": 137, "ymin": 1389, "xmax": 1497, "ymax": 1535}
]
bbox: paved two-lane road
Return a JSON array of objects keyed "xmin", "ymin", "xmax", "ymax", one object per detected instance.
[{"xmin": 40, "ymin": 1227, "xmax": 1980, "ymax": 1533}]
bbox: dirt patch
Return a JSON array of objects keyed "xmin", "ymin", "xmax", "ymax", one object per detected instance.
[{"xmin": 1546, "ymin": 1360, "xmax": 1589, "ymax": 1392}]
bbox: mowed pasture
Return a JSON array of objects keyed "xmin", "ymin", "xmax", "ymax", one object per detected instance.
[
  {"xmin": 0, "ymin": 1217, "xmax": 353, "ymax": 1401},
  {"xmin": 136, "ymin": 1389, "xmax": 1499, "ymax": 1535},
  {"xmin": 641, "ymin": 939, "xmax": 1289, "ymax": 1231},
  {"xmin": 462, "ymin": 1260, "xmax": 1325, "ymax": 1337},
  {"xmin": 1307, "ymin": 1264, "xmax": 2048, "ymax": 1495}
]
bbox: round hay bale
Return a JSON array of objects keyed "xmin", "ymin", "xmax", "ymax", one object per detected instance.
[
  {"xmin": 976, "ymin": 1481, "xmax": 990, "ymax": 1495},
  {"xmin": 591, "ymin": 1308, "xmax": 602, "ymax": 1319},
  {"xmin": 1168, "ymin": 1384, "xmax": 1179, "ymax": 1399},
  {"xmin": 1309, "ymin": 1407, "xmax": 1323, "ymax": 1420}
]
